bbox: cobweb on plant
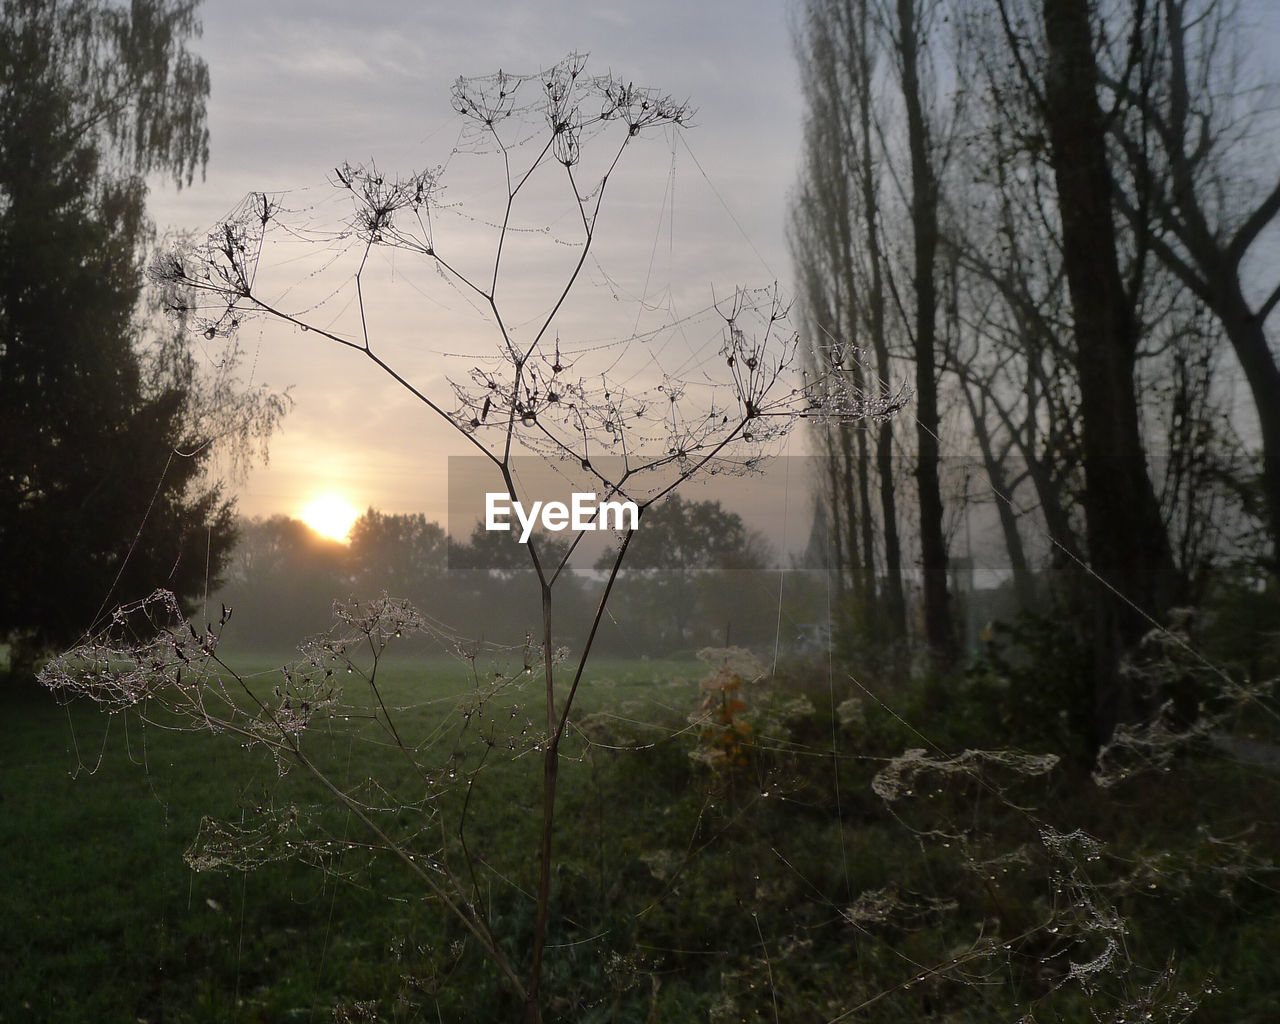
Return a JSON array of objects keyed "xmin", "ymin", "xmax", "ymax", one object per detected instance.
[{"xmin": 34, "ymin": 51, "xmax": 1280, "ymax": 1024}]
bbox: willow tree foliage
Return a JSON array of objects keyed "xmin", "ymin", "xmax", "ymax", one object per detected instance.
[{"xmin": 0, "ymin": 1, "xmax": 288, "ymax": 669}]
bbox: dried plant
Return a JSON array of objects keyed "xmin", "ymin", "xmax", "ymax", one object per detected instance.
[{"xmin": 44, "ymin": 54, "xmax": 897, "ymax": 1021}]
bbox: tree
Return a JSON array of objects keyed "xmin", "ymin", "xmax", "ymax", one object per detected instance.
[
  {"xmin": 348, "ymin": 508, "xmax": 447, "ymax": 597},
  {"xmin": 794, "ymin": 0, "xmax": 1237, "ymax": 703},
  {"xmin": 612, "ymin": 493, "xmax": 766, "ymax": 572},
  {"xmin": 1039, "ymin": 0, "xmax": 1177, "ymax": 739},
  {"xmin": 0, "ymin": 0, "xmax": 238, "ymax": 669},
  {"xmin": 47, "ymin": 55, "xmax": 883, "ymax": 1020},
  {"xmin": 791, "ymin": 0, "xmax": 960, "ymax": 663},
  {"xmin": 0, "ymin": 2, "xmax": 202, "ymax": 665},
  {"xmin": 941, "ymin": 10, "xmax": 1089, "ymax": 605},
  {"xmin": 214, "ymin": 515, "xmax": 348, "ymax": 649},
  {"xmin": 892, "ymin": 0, "xmax": 958, "ymax": 667},
  {"xmin": 793, "ymin": 0, "xmax": 900, "ymax": 645},
  {"xmin": 595, "ymin": 494, "xmax": 772, "ymax": 650},
  {"xmin": 451, "ymin": 518, "xmax": 572, "ymax": 576},
  {"xmin": 0, "ymin": 0, "xmax": 210, "ymax": 188},
  {"xmin": 446, "ymin": 519, "xmax": 589, "ymax": 648},
  {"xmin": 1104, "ymin": 0, "xmax": 1280, "ymax": 568},
  {"xmin": 946, "ymin": 1, "xmax": 1251, "ymax": 608},
  {"xmin": 792, "ymin": 0, "xmax": 939, "ymax": 658}
]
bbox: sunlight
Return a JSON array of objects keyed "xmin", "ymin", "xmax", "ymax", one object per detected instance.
[{"xmin": 301, "ymin": 493, "xmax": 360, "ymax": 543}]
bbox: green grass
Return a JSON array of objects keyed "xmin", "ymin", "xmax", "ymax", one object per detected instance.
[
  {"xmin": 4, "ymin": 649, "xmax": 1280, "ymax": 1022},
  {"xmin": 0, "ymin": 653, "xmax": 702, "ymax": 1022},
  {"xmin": 2, "ymin": 684, "xmax": 380, "ymax": 1022}
]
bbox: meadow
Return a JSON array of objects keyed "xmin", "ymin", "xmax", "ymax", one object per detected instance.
[
  {"xmin": 4, "ymin": 642, "xmax": 1279, "ymax": 1023},
  {"xmin": 1, "ymin": 654, "xmax": 707, "ymax": 1022}
]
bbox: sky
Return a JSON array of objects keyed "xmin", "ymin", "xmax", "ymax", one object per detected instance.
[
  {"xmin": 147, "ymin": 0, "xmax": 810, "ymax": 537},
  {"xmin": 145, "ymin": 0, "xmax": 1280, "ymax": 559}
]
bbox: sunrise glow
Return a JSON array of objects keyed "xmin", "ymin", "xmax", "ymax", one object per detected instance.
[{"xmin": 301, "ymin": 494, "xmax": 360, "ymax": 543}]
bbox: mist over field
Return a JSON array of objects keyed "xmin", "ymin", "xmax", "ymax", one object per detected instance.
[{"xmin": 5, "ymin": 0, "xmax": 1280, "ymax": 1021}]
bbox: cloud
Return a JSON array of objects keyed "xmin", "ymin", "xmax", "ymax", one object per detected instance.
[{"xmin": 150, "ymin": 0, "xmax": 804, "ymax": 520}]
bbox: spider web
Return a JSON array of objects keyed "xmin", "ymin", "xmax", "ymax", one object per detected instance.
[{"xmin": 33, "ymin": 55, "xmax": 1280, "ymax": 1024}]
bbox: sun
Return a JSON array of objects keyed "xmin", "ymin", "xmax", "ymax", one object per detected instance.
[{"xmin": 301, "ymin": 493, "xmax": 360, "ymax": 543}]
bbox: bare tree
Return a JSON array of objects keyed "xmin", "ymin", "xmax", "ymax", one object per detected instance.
[
  {"xmin": 942, "ymin": 8, "xmax": 1089, "ymax": 601},
  {"xmin": 1039, "ymin": 0, "xmax": 1177, "ymax": 740},
  {"xmin": 858, "ymin": 0, "xmax": 910, "ymax": 640},
  {"xmin": 794, "ymin": 0, "xmax": 961, "ymax": 654},
  {"xmin": 1105, "ymin": 0, "xmax": 1280, "ymax": 567},
  {"xmin": 939, "ymin": 247, "xmax": 1038, "ymax": 610},
  {"xmin": 950, "ymin": 0, "xmax": 1255, "ymax": 611},
  {"xmin": 791, "ymin": 0, "xmax": 879, "ymax": 632},
  {"xmin": 890, "ymin": 0, "xmax": 958, "ymax": 665}
]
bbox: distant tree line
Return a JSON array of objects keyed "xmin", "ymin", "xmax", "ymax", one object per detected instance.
[{"xmin": 213, "ymin": 499, "xmax": 825, "ymax": 658}]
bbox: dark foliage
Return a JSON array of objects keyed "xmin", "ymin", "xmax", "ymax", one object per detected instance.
[
  {"xmin": 593, "ymin": 495, "xmax": 776, "ymax": 651},
  {"xmin": 0, "ymin": 1, "xmax": 229, "ymax": 670}
]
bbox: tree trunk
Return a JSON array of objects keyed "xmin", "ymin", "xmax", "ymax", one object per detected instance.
[
  {"xmin": 857, "ymin": 0, "xmax": 906, "ymax": 639},
  {"xmin": 1041, "ymin": 0, "xmax": 1176, "ymax": 743},
  {"xmin": 1219, "ymin": 282, "xmax": 1280, "ymax": 569},
  {"xmin": 962, "ymin": 381, "xmax": 1036, "ymax": 610},
  {"xmin": 826, "ymin": 443, "xmax": 848, "ymax": 603},
  {"xmin": 839, "ymin": 424, "xmax": 866, "ymax": 611},
  {"xmin": 897, "ymin": 0, "xmax": 954, "ymax": 666},
  {"xmin": 856, "ymin": 419, "xmax": 877, "ymax": 631}
]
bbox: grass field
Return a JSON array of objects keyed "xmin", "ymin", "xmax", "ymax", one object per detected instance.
[
  {"xmin": 0, "ymin": 653, "xmax": 704, "ymax": 1022},
  {"xmin": 5, "ymin": 645, "xmax": 1280, "ymax": 1023}
]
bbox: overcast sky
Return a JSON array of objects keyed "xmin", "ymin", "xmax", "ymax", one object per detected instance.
[
  {"xmin": 148, "ymin": 0, "xmax": 809, "ymax": 531},
  {"xmin": 147, "ymin": 0, "xmax": 1280, "ymax": 551}
]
